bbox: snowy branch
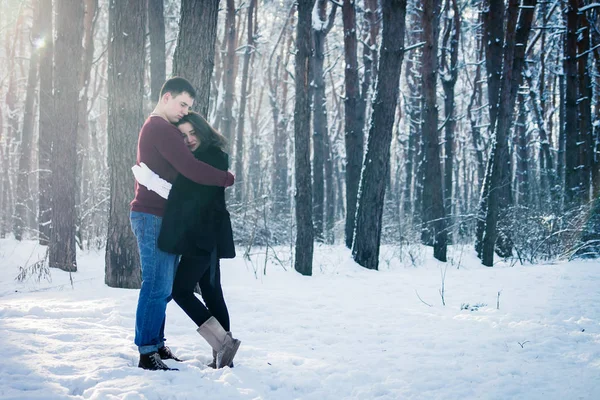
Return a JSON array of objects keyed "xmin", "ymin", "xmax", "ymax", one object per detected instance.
[{"xmin": 579, "ymin": 3, "xmax": 600, "ymax": 12}]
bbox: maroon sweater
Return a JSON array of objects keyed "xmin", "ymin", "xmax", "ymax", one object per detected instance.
[{"xmin": 130, "ymin": 116, "xmax": 232, "ymax": 217}]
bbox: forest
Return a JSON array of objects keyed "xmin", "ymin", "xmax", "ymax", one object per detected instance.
[{"xmin": 1, "ymin": 0, "xmax": 599, "ymax": 287}]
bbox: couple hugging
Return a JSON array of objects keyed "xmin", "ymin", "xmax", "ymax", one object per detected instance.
[{"xmin": 130, "ymin": 77, "xmax": 240, "ymax": 371}]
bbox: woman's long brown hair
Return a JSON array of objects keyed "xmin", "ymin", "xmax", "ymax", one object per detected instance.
[{"xmin": 176, "ymin": 112, "xmax": 228, "ymax": 152}]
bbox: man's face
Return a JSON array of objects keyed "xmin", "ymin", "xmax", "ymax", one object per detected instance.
[{"xmin": 162, "ymin": 92, "xmax": 194, "ymax": 123}]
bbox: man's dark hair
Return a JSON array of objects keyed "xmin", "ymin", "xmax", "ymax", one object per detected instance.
[{"xmin": 160, "ymin": 77, "xmax": 196, "ymax": 99}]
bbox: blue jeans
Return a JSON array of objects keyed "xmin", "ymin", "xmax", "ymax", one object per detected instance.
[{"xmin": 130, "ymin": 211, "xmax": 178, "ymax": 355}]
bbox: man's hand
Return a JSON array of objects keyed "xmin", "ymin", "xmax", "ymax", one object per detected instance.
[{"xmin": 132, "ymin": 162, "xmax": 172, "ymax": 199}]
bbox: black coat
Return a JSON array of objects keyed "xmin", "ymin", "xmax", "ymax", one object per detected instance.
[{"xmin": 157, "ymin": 147, "xmax": 235, "ymax": 259}]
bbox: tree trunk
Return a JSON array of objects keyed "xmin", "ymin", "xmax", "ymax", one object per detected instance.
[
  {"xmin": 38, "ymin": 0, "xmax": 53, "ymax": 245},
  {"xmin": 577, "ymin": 5, "xmax": 592, "ymax": 203},
  {"xmin": 172, "ymin": 0, "xmax": 220, "ymax": 117},
  {"xmin": 515, "ymin": 94, "xmax": 530, "ymax": 205},
  {"xmin": 234, "ymin": 0, "xmax": 255, "ymax": 204},
  {"xmin": 312, "ymin": 0, "xmax": 337, "ymax": 242},
  {"xmin": 294, "ymin": 0, "xmax": 315, "ymax": 276},
  {"xmin": 564, "ymin": 0, "xmax": 580, "ymax": 207},
  {"xmin": 15, "ymin": 0, "xmax": 41, "ymax": 241},
  {"xmin": 440, "ymin": 0, "xmax": 460, "ymax": 239},
  {"xmin": 148, "ymin": 0, "xmax": 166, "ymax": 103},
  {"xmin": 358, "ymin": 0, "xmax": 381, "ymax": 143},
  {"xmin": 403, "ymin": 2, "xmax": 422, "ymax": 220},
  {"xmin": 481, "ymin": 0, "xmax": 536, "ymax": 266},
  {"xmin": 353, "ymin": 0, "xmax": 407, "ymax": 270},
  {"xmin": 592, "ymin": 24, "xmax": 600, "ymax": 197},
  {"xmin": 467, "ymin": 17, "xmax": 485, "ymax": 189},
  {"xmin": 105, "ymin": 0, "xmax": 146, "ymax": 287},
  {"xmin": 269, "ymin": 6, "xmax": 294, "ymax": 222},
  {"xmin": 2, "ymin": 11, "xmax": 21, "ymax": 239},
  {"xmin": 342, "ymin": 0, "xmax": 363, "ymax": 249},
  {"xmin": 525, "ymin": 71, "xmax": 556, "ymax": 207},
  {"xmin": 420, "ymin": 0, "xmax": 447, "ymax": 261},
  {"xmin": 221, "ymin": 0, "xmax": 237, "ymax": 144},
  {"xmin": 482, "ymin": 0, "xmax": 505, "ymax": 130},
  {"xmin": 476, "ymin": 0, "xmax": 505, "ymax": 255},
  {"xmin": 558, "ymin": 66, "xmax": 566, "ymax": 210},
  {"xmin": 324, "ymin": 122, "xmax": 336, "ymax": 244},
  {"xmin": 75, "ymin": 0, "xmax": 98, "ymax": 250},
  {"xmin": 50, "ymin": 0, "xmax": 84, "ymax": 271}
]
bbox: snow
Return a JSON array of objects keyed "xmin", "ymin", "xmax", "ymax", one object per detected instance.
[
  {"xmin": 311, "ymin": 1, "xmax": 327, "ymax": 32},
  {"xmin": 1, "ymin": 238, "xmax": 600, "ymax": 399}
]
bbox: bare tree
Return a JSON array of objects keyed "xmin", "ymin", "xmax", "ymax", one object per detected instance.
[
  {"xmin": 221, "ymin": 0, "xmax": 237, "ymax": 144},
  {"xmin": 440, "ymin": 0, "xmax": 460, "ymax": 228},
  {"xmin": 49, "ymin": 0, "xmax": 84, "ymax": 271},
  {"xmin": 172, "ymin": 0, "xmax": 220, "ymax": 117},
  {"xmin": 1, "ymin": 9, "xmax": 22, "ymax": 239},
  {"xmin": 475, "ymin": 0, "xmax": 505, "ymax": 257},
  {"xmin": 515, "ymin": 94, "xmax": 530, "ymax": 205},
  {"xmin": 576, "ymin": 3, "xmax": 592, "ymax": 203},
  {"xmin": 15, "ymin": 0, "xmax": 41, "ymax": 240},
  {"xmin": 294, "ymin": 0, "xmax": 315, "ymax": 276},
  {"xmin": 421, "ymin": 0, "xmax": 447, "ymax": 261},
  {"xmin": 481, "ymin": 0, "xmax": 537, "ymax": 266},
  {"xmin": 564, "ymin": 0, "xmax": 580, "ymax": 207},
  {"xmin": 342, "ymin": 0, "xmax": 363, "ymax": 248},
  {"xmin": 105, "ymin": 0, "xmax": 145, "ymax": 287},
  {"xmin": 403, "ymin": 1, "xmax": 422, "ymax": 220},
  {"xmin": 592, "ymin": 13, "xmax": 600, "ymax": 197},
  {"xmin": 148, "ymin": 0, "xmax": 166, "ymax": 103},
  {"xmin": 234, "ymin": 0, "xmax": 257, "ymax": 203},
  {"xmin": 353, "ymin": 0, "xmax": 407, "ymax": 270},
  {"xmin": 76, "ymin": 0, "xmax": 99, "ymax": 249},
  {"xmin": 268, "ymin": 5, "xmax": 295, "ymax": 222},
  {"xmin": 38, "ymin": 0, "xmax": 53, "ymax": 245},
  {"xmin": 312, "ymin": 0, "xmax": 337, "ymax": 242}
]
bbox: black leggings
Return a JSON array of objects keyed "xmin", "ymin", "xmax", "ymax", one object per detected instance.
[{"xmin": 172, "ymin": 252, "xmax": 230, "ymax": 331}]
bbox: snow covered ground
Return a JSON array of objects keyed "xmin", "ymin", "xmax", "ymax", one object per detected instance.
[{"xmin": 0, "ymin": 238, "xmax": 599, "ymax": 400}]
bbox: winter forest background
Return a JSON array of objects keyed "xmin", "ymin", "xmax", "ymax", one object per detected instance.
[{"xmin": 1, "ymin": 0, "xmax": 600, "ymax": 286}]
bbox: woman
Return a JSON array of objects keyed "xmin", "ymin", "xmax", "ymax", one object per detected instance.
[{"xmin": 157, "ymin": 112, "xmax": 240, "ymax": 369}]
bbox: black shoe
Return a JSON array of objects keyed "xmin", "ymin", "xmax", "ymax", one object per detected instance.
[
  {"xmin": 158, "ymin": 345, "xmax": 182, "ymax": 362},
  {"xmin": 138, "ymin": 351, "xmax": 178, "ymax": 371}
]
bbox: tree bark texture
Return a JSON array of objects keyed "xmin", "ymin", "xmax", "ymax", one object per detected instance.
[
  {"xmin": 353, "ymin": 0, "xmax": 407, "ymax": 270},
  {"xmin": 105, "ymin": 0, "xmax": 146, "ymax": 287},
  {"xmin": 14, "ymin": 0, "xmax": 41, "ymax": 241},
  {"xmin": 234, "ymin": 0, "xmax": 256, "ymax": 204},
  {"xmin": 420, "ymin": 0, "xmax": 447, "ymax": 261},
  {"xmin": 481, "ymin": 0, "xmax": 536, "ymax": 266},
  {"xmin": 564, "ymin": 0, "xmax": 580, "ymax": 207},
  {"xmin": 440, "ymin": 0, "xmax": 460, "ymax": 235},
  {"xmin": 294, "ymin": 0, "xmax": 315, "ymax": 276},
  {"xmin": 577, "ymin": 5, "xmax": 592, "ymax": 204},
  {"xmin": 172, "ymin": 0, "xmax": 220, "ymax": 117},
  {"xmin": 148, "ymin": 0, "xmax": 166, "ymax": 103},
  {"xmin": 403, "ymin": 1, "xmax": 422, "ymax": 220},
  {"xmin": 221, "ymin": 0, "xmax": 237, "ymax": 144},
  {"xmin": 312, "ymin": 0, "xmax": 336, "ymax": 242},
  {"xmin": 76, "ymin": 0, "xmax": 99, "ymax": 249},
  {"xmin": 269, "ymin": 6, "xmax": 294, "ymax": 222},
  {"xmin": 50, "ymin": 0, "xmax": 84, "ymax": 271},
  {"xmin": 38, "ymin": 0, "xmax": 53, "ymax": 245},
  {"xmin": 342, "ymin": 0, "xmax": 363, "ymax": 249}
]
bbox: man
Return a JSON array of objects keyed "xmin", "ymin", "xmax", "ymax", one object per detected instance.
[{"xmin": 130, "ymin": 77, "xmax": 234, "ymax": 371}]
